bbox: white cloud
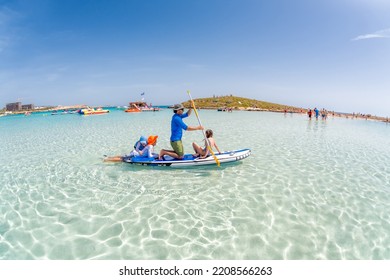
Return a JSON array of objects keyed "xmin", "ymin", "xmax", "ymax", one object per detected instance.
[{"xmin": 352, "ymin": 28, "xmax": 390, "ymax": 41}]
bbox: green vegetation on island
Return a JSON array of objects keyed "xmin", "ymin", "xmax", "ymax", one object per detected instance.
[
  {"xmin": 181, "ymin": 95, "xmax": 389, "ymax": 123},
  {"xmin": 182, "ymin": 95, "xmax": 303, "ymax": 112}
]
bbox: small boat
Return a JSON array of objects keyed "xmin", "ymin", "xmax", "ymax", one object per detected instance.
[
  {"xmin": 125, "ymin": 101, "xmax": 160, "ymax": 113},
  {"xmin": 125, "ymin": 102, "xmax": 141, "ymax": 113},
  {"xmin": 78, "ymin": 108, "xmax": 110, "ymax": 115},
  {"xmin": 123, "ymin": 148, "xmax": 251, "ymax": 168}
]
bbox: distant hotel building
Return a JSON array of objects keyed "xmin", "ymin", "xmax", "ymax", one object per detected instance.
[
  {"xmin": 21, "ymin": 104, "xmax": 34, "ymax": 110},
  {"xmin": 6, "ymin": 102, "xmax": 34, "ymax": 111},
  {"xmin": 6, "ymin": 102, "xmax": 21, "ymax": 111}
]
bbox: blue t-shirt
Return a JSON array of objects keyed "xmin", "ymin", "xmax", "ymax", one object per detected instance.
[{"xmin": 170, "ymin": 113, "xmax": 188, "ymax": 141}]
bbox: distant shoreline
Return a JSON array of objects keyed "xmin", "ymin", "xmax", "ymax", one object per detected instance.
[
  {"xmin": 2, "ymin": 102, "xmax": 389, "ymax": 123},
  {"xmin": 181, "ymin": 95, "xmax": 389, "ymax": 124},
  {"xmin": 246, "ymin": 107, "xmax": 389, "ymax": 123},
  {"xmin": 194, "ymin": 106, "xmax": 390, "ymax": 123}
]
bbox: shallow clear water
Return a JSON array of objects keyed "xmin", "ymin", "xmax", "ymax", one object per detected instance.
[{"xmin": 1, "ymin": 110, "xmax": 389, "ymax": 259}]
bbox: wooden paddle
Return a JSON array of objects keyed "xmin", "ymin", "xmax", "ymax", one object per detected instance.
[{"xmin": 187, "ymin": 90, "xmax": 220, "ymax": 167}]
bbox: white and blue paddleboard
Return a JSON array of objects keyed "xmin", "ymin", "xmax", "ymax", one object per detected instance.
[{"xmin": 122, "ymin": 148, "xmax": 251, "ymax": 168}]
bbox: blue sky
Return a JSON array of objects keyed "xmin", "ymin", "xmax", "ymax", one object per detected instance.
[{"xmin": 1, "ymin": 0, "xmax": 389, "ymax": 116}]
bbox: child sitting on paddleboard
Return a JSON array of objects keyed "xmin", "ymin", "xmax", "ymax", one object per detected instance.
[
  {"xmin": 104, "ymin": 135, "xmax": 147, "ymax": 162},
  {"xmin": 128, "ymin": 135, "xmax": 147, "ymax": 157},
  {"xmin": 192, "ymin": 129, "xmax": 221, "ymax": 159},
  {"xmin": 138, "ymin": 135, "xmax": 158, "ymax": 158}
]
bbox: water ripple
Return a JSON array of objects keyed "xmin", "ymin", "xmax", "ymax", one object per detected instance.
[{"xmin": 1, "ymin": 111, "xmax": 390, "ymax": 259}]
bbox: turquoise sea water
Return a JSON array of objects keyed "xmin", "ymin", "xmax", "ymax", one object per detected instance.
[{"xmin": 1, "ymin": 109, "xmax": 389, "ymax": 260}]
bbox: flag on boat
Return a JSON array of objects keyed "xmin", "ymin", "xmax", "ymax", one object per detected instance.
[{"xmin": 141, "ymin": 92, "xmax": 145, "ymax": 100}]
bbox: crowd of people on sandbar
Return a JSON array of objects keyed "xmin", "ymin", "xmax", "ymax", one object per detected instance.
[
  {"xmin": 104, "ymin": 103, "xmax": 221, "ymax": 162},
  {"xmin": 307, "ymin": 107, "xmax": 329, "ymax": 120},
  {"xmin": 305, "ymin": 108, "xmax": 389, "ymax": 123}
]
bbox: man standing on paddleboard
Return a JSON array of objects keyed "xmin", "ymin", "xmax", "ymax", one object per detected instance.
[{"xmin": 158, "ymin": 103, "xmax": 203, "ymax": 160}]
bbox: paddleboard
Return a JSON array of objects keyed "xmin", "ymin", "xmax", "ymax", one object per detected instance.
[{"xmin": 122, "ymin": 148, "xmax": 251, "ymax": 168}]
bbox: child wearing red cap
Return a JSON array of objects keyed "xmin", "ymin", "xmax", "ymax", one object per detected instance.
[
  {"xmin": 139, "ymin": 135, "xmax": 158, "ymax": 158},
  {"xmin": 104, "ymin": 135, "xmax": 148, "ymax": 162}
]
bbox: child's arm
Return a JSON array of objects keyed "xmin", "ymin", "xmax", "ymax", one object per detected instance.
[
  {"xmin": 200, "ymin": 151, "xmax": 209, "ymax": 159},
  {"xmin": 199, "ymin": 145, "xmax": 210, "ymax": 159},
  {"xmin": 214, "ymin": 142, "xmax": 221, "ymax": 154},
  {"xmin": 141, "ymin": 146, "xmax": 154, "ymax": 158},
  {"xmin": 135, "ymin": 142, "xmax": 142, "ymax": 152}
]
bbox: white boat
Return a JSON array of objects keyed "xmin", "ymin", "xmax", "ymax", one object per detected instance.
[
  {"xmin": 125, "ymin": 101, "xmax": 160, "ymax": 113},
  {"xmin": 122, "ymin": 148, "xmax": 251, "ymax": 168}
]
